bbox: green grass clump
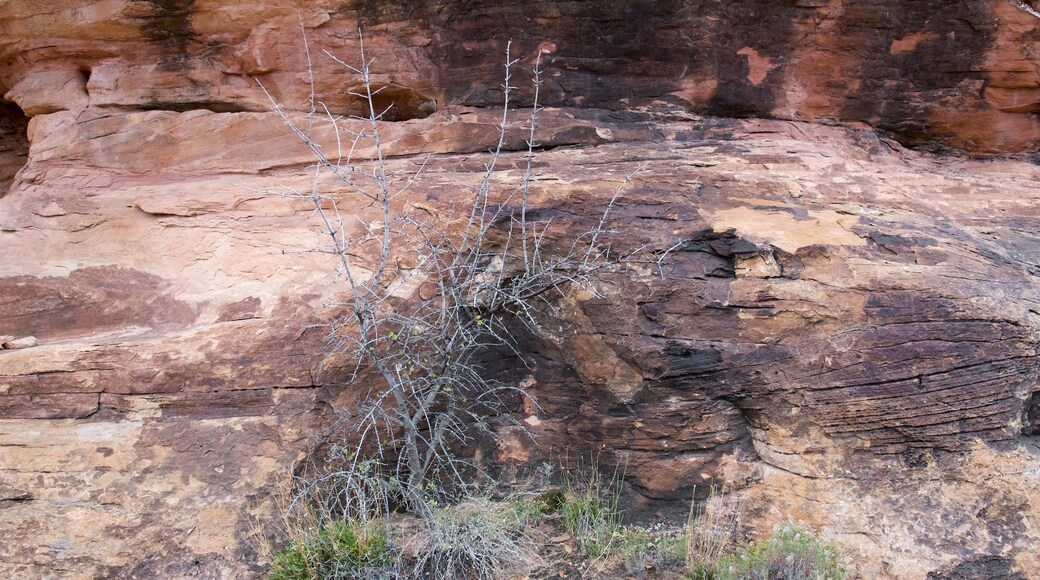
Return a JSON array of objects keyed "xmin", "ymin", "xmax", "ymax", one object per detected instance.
[
  {"xmin": 511, "ymin": 497, "xmax": 545, "ymax": 525},
  {"xmin": 615, "ymin": 527, "xmax": 687, "ymax": 576},
  {"xmin": 688, "ymin": 523, "xmax": 845, "ymax": 580},
  {"xmin": 268, "ymin": 518, "xmax": 391, "ymax": 580},
  {"xmin": 560, "ymin": 464, "xmax": 624, "ymax": 558}
]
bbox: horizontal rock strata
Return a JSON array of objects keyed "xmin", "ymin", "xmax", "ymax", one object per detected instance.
[
  {"xmin": 1, "ymin": 1, "xmax": 1039, "ymax": 578},
  {"xmin": 2, "ymin": 1, "xmax": 1040, "ymax": 155}
]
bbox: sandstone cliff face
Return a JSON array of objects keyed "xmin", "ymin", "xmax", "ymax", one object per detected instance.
[
  {"xmin": 1, "ymin": 1, "xmax": 1039, "ymax": 578},
  {"xmin": 3, "ymin": 0, "xmax": 1040, "ymax": 155}
]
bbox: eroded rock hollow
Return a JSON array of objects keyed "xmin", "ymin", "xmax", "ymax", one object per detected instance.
[{"xmin": 1, "ymin": 1, "xmax": 1038, "ymax": 578}]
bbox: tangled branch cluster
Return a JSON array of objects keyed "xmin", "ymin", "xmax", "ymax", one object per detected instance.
[{"xmin": 260, "ymin": 32, "xmax": 637, "ymax": 511}]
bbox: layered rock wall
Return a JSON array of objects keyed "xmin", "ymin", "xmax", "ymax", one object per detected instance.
[
  {"xmin": 2, "ymin": 1, "xmax": 1040, "ymax": 154},
  {"xmin": 1, "ymin": 1, "xmax": 1039, "ymax": 578}
]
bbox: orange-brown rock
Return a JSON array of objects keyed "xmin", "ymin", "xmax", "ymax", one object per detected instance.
[
  {"xmin": 2, "ymin": 1, "xmax": 1040, "ymax": 578},
  {"xmin": 4, "ymin": 1, "xmax": 1040, "ymax": 156}
]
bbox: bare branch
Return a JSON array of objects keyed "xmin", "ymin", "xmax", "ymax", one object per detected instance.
[
  {"xmin": 1008, "ymin": 0, "xmax": 1040, "ymax": 20},
  {"xmin": 266, "ymin": 32, "xmax": 636, "ymax": 510}
]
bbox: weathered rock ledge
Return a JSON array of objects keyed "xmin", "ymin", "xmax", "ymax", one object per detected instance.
[{"xmin": 2, "ymin": 0, "xmax": 1040, "ymax": 158}]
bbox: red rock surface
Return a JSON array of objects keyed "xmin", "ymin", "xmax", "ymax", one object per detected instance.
[
  {"xmin": 3, "ymin": 0, "xmax": 1040, "ymax": 154},
  {"xmin": 1, "ymin": 1, "xmax": 1039, "ymax": 578}
]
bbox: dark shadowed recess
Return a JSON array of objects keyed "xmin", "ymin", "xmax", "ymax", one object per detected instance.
[
  {"xmin": 703, "ymin": 1, "xmax": 801, "ymax": 118},
  {"xmin": 0, "ymin": 99, "xmax": 29, "ymax": 196},
  {"xmin": 1024, "ymin": 391, "xmax": 1040, "ymax": 437},
  {"xmin": 926, "ymin": 555, "xmax": 1026, "ymax": 580},
  {"xmin": 342, "ymin": 0, "xmax": 1001, "ymax": 151},
  {"xmin": 341, "ymin": 0, "xmax": 804, "ymax": 114},
  {"xmin": 135, "ymin": 0, "xmax": 199, "ymax": 71},
  {"xmin": 838, "ymin": 0, "xmax": 994, "ymax": 150}
]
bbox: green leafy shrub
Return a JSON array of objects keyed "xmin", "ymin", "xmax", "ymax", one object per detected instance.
[
  {"xmin": 268, "ymin": 518, "xmax": 392, "ymax": 580},
  {"xmin": 689, "ymin": 523, "xmax": 846, "ymax": 580}
]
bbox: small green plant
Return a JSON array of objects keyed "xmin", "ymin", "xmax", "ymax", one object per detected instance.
[
  {"xmin": 615, "ymin": 526, "xmax": 687, "ymax": 576},
  {"xmin": 268, "ymin": 518, "xmax": 392, "ymax": 580},
  {"xmin": 689, "ymin": 523, "xmax": 846, "ymax": 580},
  {"xmin": 533, "ymin": 488, "xmax": 566, "ymax": 513},
  {"xmin": 511, "ymin": 496, "xmax": 548, "ymax": 525},
  {"xmin": 561, "ymin": 461, "xmax": 625, "ymax": 558}
]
